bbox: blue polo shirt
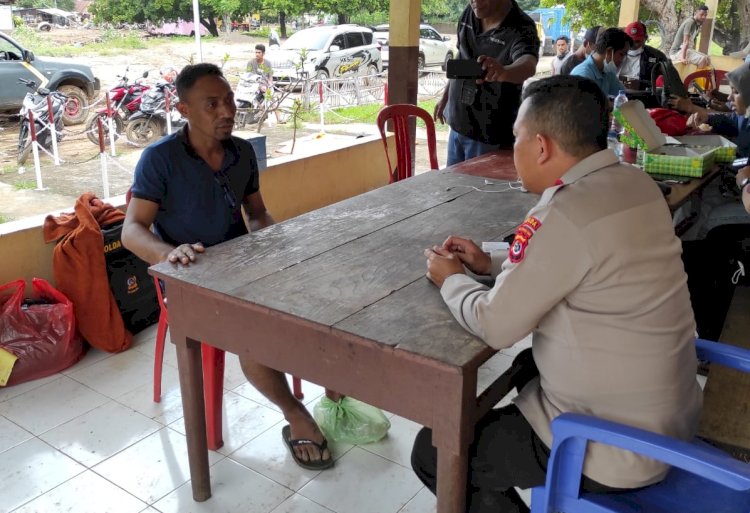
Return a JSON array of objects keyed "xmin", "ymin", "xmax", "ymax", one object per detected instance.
[
  {"xmin": 570, "ymin": 55, "xmax": 624, "ymax": 97},
  {"xmin": 131, "ymin": 126, "xmax": 259, "ymax": 248}
]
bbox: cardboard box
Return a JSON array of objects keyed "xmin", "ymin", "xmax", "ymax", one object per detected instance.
[
  {"xmin": 616, "ymin": 100, "xmax": 716, "ymax": 178},
  {"xmin": 673, "ymin": 134, "xmax": 737, "ymax": 164}
]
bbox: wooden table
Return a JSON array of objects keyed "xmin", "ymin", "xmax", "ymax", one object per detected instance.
[
  {"xmin": 151, "ymin": 164, "xmax": 537, "ymax": 513},
  {"xmin": 659, "ymin": 165, "xmax": 722, "ymax": 212}
]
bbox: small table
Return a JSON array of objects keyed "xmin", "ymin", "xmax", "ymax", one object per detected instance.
[{"xmin": 151, "ymin": 166, "xmax": 537, "ymax": 513}]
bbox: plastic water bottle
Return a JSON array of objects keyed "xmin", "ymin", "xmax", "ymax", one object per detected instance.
[{"xmin": 609, "ymin": 90, "xmax": 629, "ymax": 158}]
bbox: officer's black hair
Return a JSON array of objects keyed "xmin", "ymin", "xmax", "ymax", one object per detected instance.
[
  {"xmin": 521, "ymin": 75, "xmax": 608, "ymax": 157},
  {"xmin": 255, "ymin": 43, "xmax": 266, "ymax": 53},
  {"xmin": 175, "ymin": 63, "xmax": 225, "ymax": 101},
  {"xmin": 555, "ymin": 36, "xmax": 570, "ymax": 44},
  {"xmin": 594, "ymin": 27, "xmax": 633, "ymax": 55}
]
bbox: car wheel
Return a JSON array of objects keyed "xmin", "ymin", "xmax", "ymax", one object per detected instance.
[
  {"xmin": 363, "ymin": 64, "xmax": 383, "ymax": 88},
  {"xmin": 314, "ymin": 69, "xmax": 329, "ymax": 82},
  {"xmin": 442, "ymin": 52, "xmax": 453, "ymax": 72},
  {"xmin": 58, "ymin": 85, "xmax": 89, "ymax": 125},
  {"xmin": 418, "ymin": 54, "xmax": 425, "ymax": 72}
]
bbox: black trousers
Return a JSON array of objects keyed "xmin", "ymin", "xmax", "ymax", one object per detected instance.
[{"xmin": 410, "ymin": 349, "xmax": 616, "ymax": 513}]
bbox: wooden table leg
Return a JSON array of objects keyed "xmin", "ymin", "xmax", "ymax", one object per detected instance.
[
  {"xmin": 175, "ymin": 332, "xmax": 211, "ymax": 501},
  {"xmin": 433, "ymin": 370, "xmax": 478, "ymax": 513}
]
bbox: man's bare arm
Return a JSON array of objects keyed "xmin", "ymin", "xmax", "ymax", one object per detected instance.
[
  {"xmin": 122, "ymin": 198, "xmax": 205, "ymax": 265},
  {"xmin": 242, "ymin": 191, "xmax": 275, "ymax": 232}
]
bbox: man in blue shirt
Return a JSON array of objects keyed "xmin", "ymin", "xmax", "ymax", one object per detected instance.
[
  {"xmin": 571, "ymin": 28, "xmax": 630, "ymax": 97},
  {"xmin": 122, "ymin": 63, "xmax": 334, "ymax": 471}
]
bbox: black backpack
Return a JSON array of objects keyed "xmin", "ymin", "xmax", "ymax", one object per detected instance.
[{"xmin": 102, "ymin": 221, "xmax": 159, "ymax": 334}]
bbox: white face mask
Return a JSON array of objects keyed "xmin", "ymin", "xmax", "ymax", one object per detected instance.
[
  {"xmin": 628, "ymin": 47, "xmax": 644, "ymax": 57},
  {"xmin": 604, "ymin": 57, "xmax": 619, "ymax": 75}
]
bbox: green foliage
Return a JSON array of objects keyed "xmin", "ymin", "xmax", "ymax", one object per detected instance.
[
  {"xmin": 12, "ymin": 15, "xmax": 23, "ymax": 27},
  {"xmin": 517, "ymin": 0, "xmax": 541, "ymax": 12},
  {"xmin": 12, "ymin": 25, "xmax": 150, "ymax": 57},
  {"xmin": 0, "ymin": 215, "xmax": 12, "ymax": 224},
  {"xmin": 17, "ymin": 0, "xmax": 75, "ymax": 10},
  {"xmin": 13, "ymin": 180, "xmax": 37, "ymax": 191},
  {"xmin": 421, "ymin": 0, "xmax": 465, "ymax": 20}
]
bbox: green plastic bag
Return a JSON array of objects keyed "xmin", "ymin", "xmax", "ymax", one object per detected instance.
[{"xmin": 313, "ymin": 396, "xmax": 391, "ymax": 445}]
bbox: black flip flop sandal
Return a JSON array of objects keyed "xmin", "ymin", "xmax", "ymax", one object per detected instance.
[{"xmin": 281, "ymin": 424, "xmax": 334, "ymax": 471}]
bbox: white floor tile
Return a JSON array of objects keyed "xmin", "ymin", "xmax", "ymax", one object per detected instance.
[
  {"xmin": 360, "ymin": 415, "xmax": 422, "ymax": 468},
  {"xmin": 0, "ymin": 415, "xmax": 33, "ymax": 454},
  {"xmin": 223, "ymin": 353, "xmax": 247, "ymax": 390},
  {"xmin": 115, "ymin": 365, "xmax": 184, "ymax": 426},
  {"xmin": 40, "ymin": 400, "xmax": 162, "ymax": 467},
  {"xmin": 0, "ymin": 373, "xmax": 59, "ymax": 404},
  {"xmin": 60, "ymin": 346, "xmax": 115, "ymax": 374},
  {"xmin": 66, "ymin": 349, "xmax": 155, "ymax": 399},
  {"xmin": 153, "ymin": 458, "xmax": 292, "ymax": 513},
  {"xmin": 93, "ymin": 427, "xmax": 222, "ymax": 504},
  {"xmin": 12, "ymin": 470, "xmax": 148, "ymax": 513},
  {"xmin": 270, "ymin": 494, "xmax": 335, "ymax": 513},
  {"xmin": 0, "ymin": 375, "xmax": 109, "ymax": 435},
  {"xmin": 228, "ymin": 422, "xmax": 324, "ymax": 492},
  {"xmin": 397, "ymin": 487, "xmax": 436, "ymax": 513},
  {"xmin": 168, "ymin": 390, "xmax": 284, "ymax": 456},
  {"xmin": 0, "ymin": 438, "xmax": 85, "ymax": 513},
  {"xmin": 298, "ymin": 447, "xmax": 423, "ymax": 513}
]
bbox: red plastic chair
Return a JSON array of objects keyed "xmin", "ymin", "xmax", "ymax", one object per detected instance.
[
  {"xmin": 125, "ymin": 188, "xmax": 304, "ymax": 451},
  {"xmin": 376, "ymin": 104, "xmax": 439, "ymax": 183},
  {"xmin": 682, "ymin": 69, "xmax": 728, "ymax": 93},
  {"xmin": 151, "ymin": 277, "xmax": 305, "ymax": 450}
]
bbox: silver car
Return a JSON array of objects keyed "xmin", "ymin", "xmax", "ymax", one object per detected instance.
[{"xmin": 373, "ymin": 24, "xmax": 456, "ymax": 71}]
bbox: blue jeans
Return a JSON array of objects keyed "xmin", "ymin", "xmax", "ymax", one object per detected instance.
[{"xmin": 447, "ymin": 130, "xmax": 507, "ymax": 166}]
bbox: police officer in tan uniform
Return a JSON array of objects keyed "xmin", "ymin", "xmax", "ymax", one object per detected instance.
[{"xmin": 411, "ymin": 75, "xmax": 703, "ymax": 513}]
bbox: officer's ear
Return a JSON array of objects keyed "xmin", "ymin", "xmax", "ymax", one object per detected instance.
[
  {"xmin": 535, "ymin": 132, "xmax": 554, "ymax": 166},
  {"xmin": 176, "ymin": 100, "xmax": 189, "ymax": 119}
]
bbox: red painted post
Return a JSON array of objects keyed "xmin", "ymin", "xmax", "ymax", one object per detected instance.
[
  {"xmin": 29, "ymin": 110, "xmax": 37, "ymax": 142},
  {"xmin": 106, "ymin": 93, "xmax": 112, "ymax": 118},
  {"xmin": 97, "ymin": 115, "xmax": 105, "ymax": 154},
  {"xmin": 46, "ymin": 96, "xmax": 55, "ymax": 127},
  {"xmin": 384, "ymin": 82, "xmax": 389, "ymax": 106}
]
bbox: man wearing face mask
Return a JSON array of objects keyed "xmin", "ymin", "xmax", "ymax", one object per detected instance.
[
  {"xmin": 619, "ymin": 21, "xmax": 668, "ymax": 90},
  {"xmin": 550, "ymin": 36, "xmax": 569, "ymax": 75},
  {"xmin": 570, "ymin": 28, "xmax": 631, "ymax": 97},
  {"xmin": 559, "ymin": 26, "xmax": 600, "ymax": 76}
]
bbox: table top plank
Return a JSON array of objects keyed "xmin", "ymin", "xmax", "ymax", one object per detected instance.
[
  {"xmin": 152, "ymin": 171, "xmax": 512, "ymax": 294},
  {"xmin": 229, "ymin": 187, "xmax": 530, "ymax": 327}
]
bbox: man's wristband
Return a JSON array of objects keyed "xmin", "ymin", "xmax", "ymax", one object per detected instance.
[{"xmin": 739, "ymin": 176, "xmax": 750, "ymax": 192}]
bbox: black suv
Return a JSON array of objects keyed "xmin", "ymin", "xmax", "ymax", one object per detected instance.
[{"xmin": 0, "ymin": 31, "xmax": 100, "ymax": 125}]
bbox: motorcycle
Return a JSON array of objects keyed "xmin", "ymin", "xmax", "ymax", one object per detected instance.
[
  {"xmin": 234, "ymin": 72, "xmax": 266, "ymax": 129},
  {"xmin": 125, "ymin": 80, "xmax": 186, "ymax": 148},
  {"xmin": 17, "ymin": 78, "xmax": 67, "ymax": 165},
  {"xmin": 86, "ymin": 68, "xmax": 151, "ymax": 147}
]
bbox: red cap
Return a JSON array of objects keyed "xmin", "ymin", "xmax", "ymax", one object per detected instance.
[{"xmin": 625, "ymin": 22, "xmax": 647, "ymax": 42}]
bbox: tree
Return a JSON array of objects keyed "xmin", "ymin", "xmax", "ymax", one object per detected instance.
[
  {"xmin": 260, "ymin": 0, "xmax": 309, "ymax": 37},
  {"xmin": 90, "ymin": 0, "xmax": 257, "ymax": 37},
  {"xmin": 18, "ymin": 0, "xmax": 76, "ymax": 10},
  {"xmin": 542, "ymin": 0, "xmax": 749, "ymax": 54}
]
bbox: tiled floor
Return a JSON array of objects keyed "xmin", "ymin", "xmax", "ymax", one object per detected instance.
[{"xmin": 0, "ymin": 324, "xmax": 530, "ymax": 513}]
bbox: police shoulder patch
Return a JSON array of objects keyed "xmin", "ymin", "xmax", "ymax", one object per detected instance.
[{"xmin": 508, "ymin": 216, "xmax": 542, "ymax": 264}]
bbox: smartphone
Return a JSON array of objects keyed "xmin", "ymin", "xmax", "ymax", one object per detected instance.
[
  {"xmin": 445, "ymin": 59, "xmax": 485, "ymax": 80},
  {"xmin": 732, "ymin": 157, "xmax": 749, "ymax": 170}
]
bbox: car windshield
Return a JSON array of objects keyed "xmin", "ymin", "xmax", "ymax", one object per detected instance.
[{"xmin": 282, "ymin": 30, "xmax": 330, "ymax": 50}]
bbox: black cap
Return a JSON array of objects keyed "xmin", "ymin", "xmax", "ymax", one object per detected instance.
[{"xmin": 584, "ymin": 26, "xmax": 601, "ymax": 44}]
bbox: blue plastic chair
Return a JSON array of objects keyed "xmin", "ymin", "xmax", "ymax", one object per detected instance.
[{"xmin": 531, "ymin": 338, "xmax": 750, "ymax": 513}]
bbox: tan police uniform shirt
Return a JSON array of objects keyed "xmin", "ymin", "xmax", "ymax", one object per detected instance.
[{"xmin": 441, "ymin": 149, "xmax": 703, "ymax": 489}]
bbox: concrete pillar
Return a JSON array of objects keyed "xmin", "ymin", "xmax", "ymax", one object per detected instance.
[
  {"xmin": 698, "ymin": 0, "xmax": 719, "ymax": 56},
  {"xmin": 618, "ymin": 0, "xmax": 640, "ymax": 27},
  {"xmin": 387, "ymin": 0, "xmax": 420, "ymax": 106}
]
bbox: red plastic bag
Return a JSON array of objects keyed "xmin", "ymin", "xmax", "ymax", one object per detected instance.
[
  {"xmin": 648, "ymin": 108, "xmax": 689, "ymax": 136},
  {"xmin": 0, "ymin": 278, "xmax": 85, "ymax": 387}
]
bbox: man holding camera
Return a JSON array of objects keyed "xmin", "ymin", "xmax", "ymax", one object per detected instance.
[{"xmin": 435, "ymin": 0, "xmax": 539, "ymax": 165}]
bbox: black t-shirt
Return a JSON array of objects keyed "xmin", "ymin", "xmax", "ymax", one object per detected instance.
[{"xmin": 445, "ymin": 1, "xmax": 539, "ymax": 146}]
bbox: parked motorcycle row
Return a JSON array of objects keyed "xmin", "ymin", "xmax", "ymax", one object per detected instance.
[
  {"xmin": 17, "ymin": 66, "xmax": 272, "ymax": 164},
  {"xmin": 86, "ymin": 67, "xmax": 186, "ymax": 149}
]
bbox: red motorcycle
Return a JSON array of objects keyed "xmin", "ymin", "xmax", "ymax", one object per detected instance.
[{"xmin": 86, "ymin": 68, "xmax": 151, "ymax": 146}]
